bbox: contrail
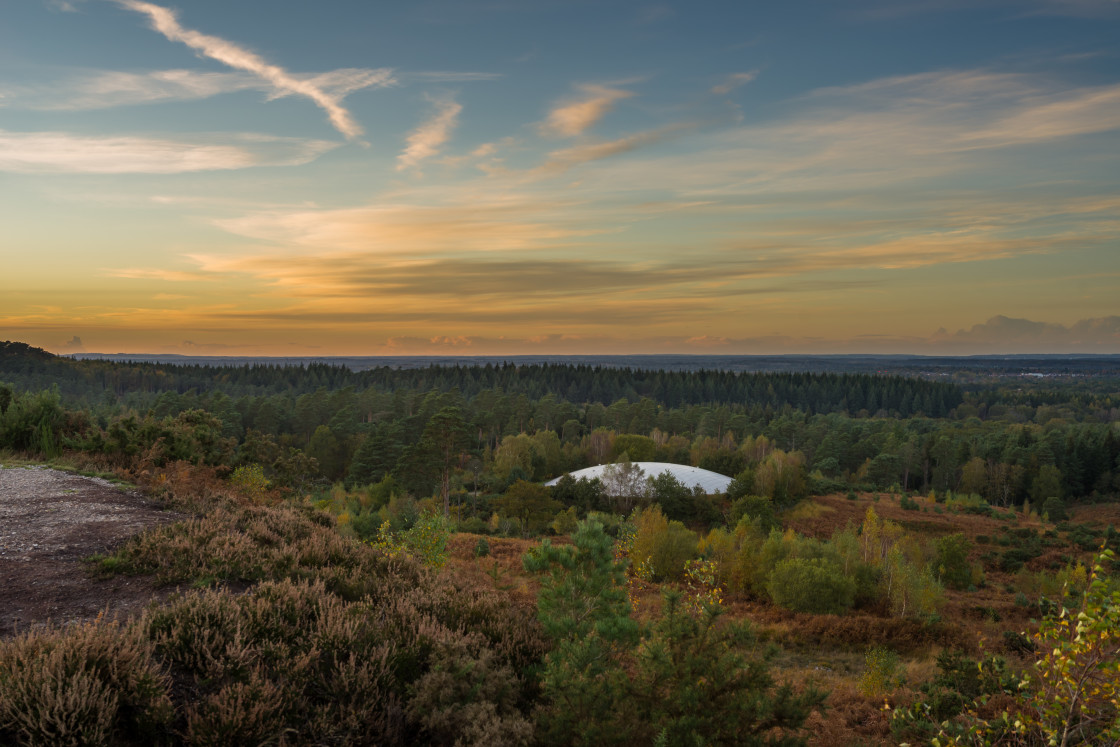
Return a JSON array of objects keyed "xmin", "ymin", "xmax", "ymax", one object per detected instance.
[{"xmin": 115, "ymin": 0, "xmax": 376, "ymax": 140}]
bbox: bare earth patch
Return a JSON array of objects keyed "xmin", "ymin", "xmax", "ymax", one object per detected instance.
[{"xmin": 0, "ymin": 465, "xmax": 182, "ymax": 637}]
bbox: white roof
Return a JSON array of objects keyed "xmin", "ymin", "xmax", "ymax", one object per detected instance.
[{"xmin": 545, "ymin": 462, "xmax": 733, "ymax": 495}]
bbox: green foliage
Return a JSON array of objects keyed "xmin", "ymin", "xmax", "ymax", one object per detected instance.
[
  {"xmin": 858, "ymin": 646, "xmax": 900, "ymax": 698},
  {"xmin": 493, "ymin": 480, "xmax": 561, "ymax": 537},
  {"xmin": 647, "ymin": 470, "xmax": 695, "ymax": 522},
  {"xmin": 1030, "ymin": 464, "xmax": 1063, "ymax": 504},
  {"xmin": 550, "ymin": 474, "xmax": 605, "ymax": 514},
  {"xmin": 728, "ymin": 494, "xmax": 778, "ymax": 532},
  {"xmin": 550, "ymin": 505, "xmax": 579, "ymax": 536},
  {"xmin": 611, "ymin": 433, "xmax": 657, "ymax": 462},
  {"xmin": 884, "ymin": 548, "xmax": 942, "ymax": 618},
  {"xmin": 525, "ymin": 521, "xmax": 825, "ymax": 746},
  {"xmin": 0, "ymin": 387, "xmax": 67, "ymax": 457},
  {"xmin": 766, "ymin": 557, "xmax": 856, "ymax": 615},
  {"xmin": 1012, "ymin": 546, "xmax": 1119, "ymax": 746},
  {"xmin": 1042, "ymin": 496, "xmax": 1068, "ymax": 522},
  {"xmin": 902, "ymin": 549, "xmax": 1120, "ymax": 746},
  {"xmin": 725, "ymin": 468, "xmax": 755, "ymax": 501},
  {"xmin": 374, "ymin": 510, "xmax": 452, "ymax": 569},
  {"xmin": 1002, "ymin": 630, "xmax": 1035, "ymax": 656},
  {"xmin": 890, "ymin": 650, "xmax": 1023, "ymax": 743},
  {"xmin": 524, "ymin": 519, "xmax": 637, "ymax": 645},
  {"xmin": 935, "ymin": 533, "xmax": 975, "ymax": 591},
  {"xmin": 229, "ymin": 463, "xmax": 270, "ymax": 503},
  {"xmin": 617, "ymin": 591, "xmax": 826, "ymax": 746},
  {"xmin": 630, "ymin": 506, "xmax": 698, "ymax": 581}
]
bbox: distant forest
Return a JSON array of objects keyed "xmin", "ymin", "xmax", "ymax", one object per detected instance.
[{"xmin": 2, "ymin": 341, "xmax": 1119, "ymax": 512}]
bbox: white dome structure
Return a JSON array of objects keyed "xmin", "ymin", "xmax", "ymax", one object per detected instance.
[{"xmin": 546, "ymin": 462, "xmax": 733, "ymax": 495}]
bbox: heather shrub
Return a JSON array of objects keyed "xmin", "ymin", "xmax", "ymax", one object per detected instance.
[
  {"xmin": 0, "ymin": 617, "xmax": 172, "ymax": 746},
  {"xmin": 139, "ymin": 572, "xmax": 543, "ymax": 745},
  {"xmin": 182, "ymin": 669, "xmax": 290, "ymax": 746},
  {"xmin": 406, "ymin": 639, "xmax": 534, "ymax": 746},
  {"xmin": 98, "ymin": 502, "xmax": 427, "ymax": 601},
  {"xmin": 85, "ymin": 495, "xmax": 547, "ymax": 744}
]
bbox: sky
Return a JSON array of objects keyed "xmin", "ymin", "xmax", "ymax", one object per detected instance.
[{"xmin": 2, "ymin": 0, "xmax": 1119, "ymax": 356}]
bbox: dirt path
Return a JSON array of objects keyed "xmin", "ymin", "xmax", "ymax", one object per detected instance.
[{"xmin": 0, "ymin": 466, "xmax": 182, "ymax": 637}]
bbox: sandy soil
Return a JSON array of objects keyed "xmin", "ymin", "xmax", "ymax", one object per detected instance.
[{"xmin": 0, "ymin": 465, "xmax": 181, "ymax": 637}]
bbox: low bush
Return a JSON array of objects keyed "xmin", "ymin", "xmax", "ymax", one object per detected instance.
[
  {"xmin": 767, "ymin": 557, "xmax": 856, "ymax": 615},
  {"xmin": 727, "ymin": 494, "xmax": 777, "ymax": 532},
  {"xmin": 934, "ymin": 533, "xmax": 975, "ymax": 591},
  {"xmin": 858, "ymin": 645, "xmax": 900, "ymax": 698},
  {"xmin": 1041, "ymin": 496, "xmax": 1067, "ymax": 522},
  {"xmin": 0, "ymin": 617, "xmax": 173, "ymax": 746},
  {"xmin": 8, "ymin": 497, "xmax": 549, "ymax": 747}
]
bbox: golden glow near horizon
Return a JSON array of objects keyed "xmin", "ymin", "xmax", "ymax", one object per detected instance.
[{"xmin": 2, "ymin": 2, "xmax": 1119, "ymax": 356}]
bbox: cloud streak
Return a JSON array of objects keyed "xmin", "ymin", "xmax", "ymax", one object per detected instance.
[
  {"xmin": 539, "ymin": 84, "xmax": 634, "ymax": 138},
  {"xmin": 711, "ymin": 71, "xmax": 758, "ymax": 95},
  {"xmin": 0, "ymin": 130, "xmax": 336, "ymax": 174},
  {"xmin": 397, "ymin": 95, "xmax": 462, "ymax": 171},
  {"xmin": 536, "ymin": 123, "xmax": 692, "ymax": 174},
  {"xmin": 115, "ymin": 0, "xmax": 384, "ymax": 139},
  {"xmin": 0, "ymin": 67, "xmax": 394, "ymax": 111},
  {"xmin": 1, "ymin": 69, "xmax": 251, "ymax": 110}
]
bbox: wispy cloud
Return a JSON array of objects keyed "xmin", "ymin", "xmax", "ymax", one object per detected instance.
[
  {"xmin": 536, "ymin": 123, "xmax": 690, "ymax": 174},
  {"xmin": 43, "ymin": 0, "xmax": 84, "ymax": 12},
  {"xmin": 954, "ymin": 82, "xmax": 1120, "ymax": 148},
  {"xmin": 711, "ymin": 71, "xmax": 758, "ymax": 95},
  {"xmin": 210, "ymin": 196, "xmax": 595, "ymax": 254},
  {"xmin": 114, "ymin": 0, "xmax": 384, "ymax": 139},
  {"xmin": 1, "ymin": 69, "xmax": 258, "ymax": 110},
  {"xmin": 0, "ymin": 130, "xmax": 336, "ymax": 173},
  {"xmin": 538, "ymin": 84, "xmax": 635, "ymax": 138},
  {"xmin": 107, "ymin": 268, "xmax": 212, "ymax": 282},
  {"xmin": 0, "ymin": 67, "xmax": 394, "ymax": 111},
  {"xmin": 397, "ymin": 95, "xmax": 463, "ymax": 172},
  {"xmin": 406, "ymin": 71, "xmax": 503, "ymax": 82}
]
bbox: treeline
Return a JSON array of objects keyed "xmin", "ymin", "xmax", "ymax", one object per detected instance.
[
  {"xmin": 1, "ymin": 342, "xmax": 1119, "ymax": 510},
  {"xmin": 2, "ymin": 341, "xmax": 961, "ymax": 416}
]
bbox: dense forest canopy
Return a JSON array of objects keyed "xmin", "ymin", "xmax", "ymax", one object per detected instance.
[{"xmin": 2, "ymin": 341, "xmax": 1119, "ymax": 510}]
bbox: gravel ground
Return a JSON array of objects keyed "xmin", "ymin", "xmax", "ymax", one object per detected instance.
[{"xmin": 0, "ymin": 465, "xmax": 181, "ymax": 637}]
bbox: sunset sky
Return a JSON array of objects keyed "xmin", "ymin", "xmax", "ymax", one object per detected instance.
[{"xmin": 2, "ymin": 0, "xmax": 1119, "ymax": 355}]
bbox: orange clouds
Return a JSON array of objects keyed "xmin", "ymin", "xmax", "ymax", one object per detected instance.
[{"xmin": 538, "ymin": 84, "xmax": 634, "ymax": 138}]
